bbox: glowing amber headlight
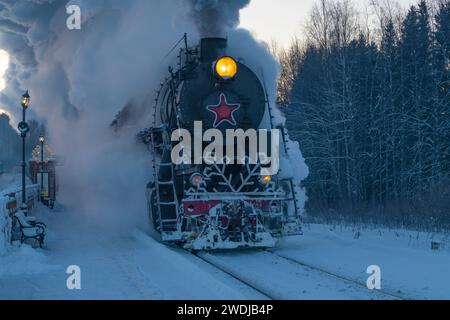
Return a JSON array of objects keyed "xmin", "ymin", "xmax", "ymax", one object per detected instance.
[
  {"xmin": 260, "ymin": 175, "xmax": 272, "ymax": 185},
  {"xmin": 215, "ymin": 56, "xmax": 238, "ymax": 80}
]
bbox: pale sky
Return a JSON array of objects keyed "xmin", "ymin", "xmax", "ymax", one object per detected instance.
[
  {"xmin": 240, "ymin": 0, "xmax": 417, "ymax": 49},
  {"xmin": 240, "ymin": 0, "xmax": 314, "ymax": 49},
  {"xmin": 0, "ymin": 49, "xmax": 9, "ymax": 92}
]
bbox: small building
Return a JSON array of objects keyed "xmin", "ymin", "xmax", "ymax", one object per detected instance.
[{"xmin": 29, "ymin": 144, "xmax": 57, "ymax": 208}]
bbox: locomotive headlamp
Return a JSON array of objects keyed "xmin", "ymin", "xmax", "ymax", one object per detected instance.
[
  {"xmin": 260, "ymin": 175, "xmax": 272, "ymax": 185},
  {"xmin": 214, "ymin": 56, "xmax": 238, "ymax": 80},
  {"xmin": 190, "ymin": 173, "xmax": 204, "ymax": 187}
]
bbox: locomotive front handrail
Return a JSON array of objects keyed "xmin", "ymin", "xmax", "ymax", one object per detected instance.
[{"xmin": 184, "ymin": 192, "xmax": 288, "ymax": 199}]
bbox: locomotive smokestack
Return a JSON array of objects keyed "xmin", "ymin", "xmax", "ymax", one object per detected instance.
[{"xmin": 200, "ymin": 37, "xmax": 227, "ymax": 63}]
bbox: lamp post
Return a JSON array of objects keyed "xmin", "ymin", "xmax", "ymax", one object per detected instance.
[
  {"xmin": 39, "ymin": 135, "xmax": 45, "ymax": 201},
  {"xmin": 18, "ymin": 91, "xmax": 30, "ymax": 214}
]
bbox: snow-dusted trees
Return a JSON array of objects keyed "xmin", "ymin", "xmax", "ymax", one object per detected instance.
[{"xmin": 280, "ymin": 0, "xmax": 450, "ymax": 227}]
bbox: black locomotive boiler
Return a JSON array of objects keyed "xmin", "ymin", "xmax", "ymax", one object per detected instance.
[{"xmin": 139, "ymin": 37, "xmax": 301, "ymax": 250}]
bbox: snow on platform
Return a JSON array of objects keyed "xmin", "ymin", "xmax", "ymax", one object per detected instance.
[
  {"xmin": 1, "ymin": 203, "xmax": 449, "ymax": 299},
  {"xmin": 0, "ymin": 204, "xmax": 266, "ymax": 300}
]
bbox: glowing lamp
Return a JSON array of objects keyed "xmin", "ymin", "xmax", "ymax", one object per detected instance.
[
  {"xmin": 21, "ymin": 90, "xmax": 30, "ymax": 109},
  {"xmin": 214, "ymin": 56, "xmax": 238, "ymax": 80},
  {"xmin": 260, "ymin": 175, "xmax": 272, "ymax": 185},
  {"xmin": 39, "ymin": 136, "xmax": 45, "ymax": 143}
]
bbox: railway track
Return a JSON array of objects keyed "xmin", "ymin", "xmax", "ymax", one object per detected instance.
[
  {"xmin": 193, "ymin": 252, "xmax": 276, "ymax": 300},
  {"xmin": 266, "ymin": 250, "xmax": 405, "ymax": 300},
  {"xmin": 139, "ymin": 230, "xmax": 404, "ymax": 299},
  {"xmin": 192, "ymin": 249, "xmax": 404, "ymax": 300}
]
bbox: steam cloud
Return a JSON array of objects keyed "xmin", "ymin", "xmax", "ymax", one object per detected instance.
[
  {"xmin": 0, "ymin": 0, "xmax": 308, "ymax": 232},
  {"xmin": 188, "ymin": 0, "xmax": 250, "ymax": 37}
]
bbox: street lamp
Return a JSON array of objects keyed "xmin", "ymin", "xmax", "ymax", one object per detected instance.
[
  {"xmin": 18, "ymin": 90, "xmax": 30, "ymax": 214},
  {"xmin": 39, "ymin": 135, "xmax": 45, "ymax": 201},
  {"xmin": 21, "ymin": 91, "xmax": 30, "ymax": 109}
]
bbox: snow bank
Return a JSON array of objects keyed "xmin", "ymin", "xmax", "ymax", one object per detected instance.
[
  {"xmin": 0, "ymin": 172, "xmax": 40, "ymax": 254},
  {"xmin": 0, "ymin": 172, "xmax": 23, "ymax": 193},
  {"xmin": 0, "ymin": 173, "xmax": 19, "ymax": 255},
  {"xmin": 0, "ymin": 174, "xmax": 57, "ymax": 274},
  {"xmin": 0, "ymin": 196, "xmax": 8, "ymax": 255},
  {"xmin": 0, "ymin": 245, "xmax": 58, "ymax": 278},
  {"xmin": 277, "ymin": 224, "xmax": 450, "ymax": 299}
]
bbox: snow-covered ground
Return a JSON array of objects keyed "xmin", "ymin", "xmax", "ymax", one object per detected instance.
[
  {"xmin": 0, "ymin": 204, "xmax": 267, "ymax": 299},
  {"xmin": 274, "ymin": 223, "xmax": 450, "ymax": 299},
  {"xmin": 1, "ymin": 173, "xmax": 39, "ymax": 254},
  {"xmin": 197, "ymin": 250, "xmax": 392, "ymax": 299},
  {"xmin": 1, "ymin": 200, "xmax": 449, "ymax": 299}
]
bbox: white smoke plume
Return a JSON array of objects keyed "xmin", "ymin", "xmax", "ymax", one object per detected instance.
[
  {"xmin": 0, "ymin": 0, "xmax": 308, "ymax": 233},
  {"xmin": 0, "ymin": 0, "xmax": 195, "ymax": 233},
  {"xmin": 187, "ymin": 0, "xmax": 250, "ymax": 37}
]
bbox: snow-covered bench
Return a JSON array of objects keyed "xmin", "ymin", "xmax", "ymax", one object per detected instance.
[
  {"xmin": 2, "ymin": 184, "xmax": 41, "ymax": 251},
  {"xmin": 14, "ymin": 211, "xmax": 46, "ymax": 248}
]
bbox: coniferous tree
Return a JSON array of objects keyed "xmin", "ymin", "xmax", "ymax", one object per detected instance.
[{"xmin": 279, "ymin": 0, "xmax": 450, "ymax": 227}]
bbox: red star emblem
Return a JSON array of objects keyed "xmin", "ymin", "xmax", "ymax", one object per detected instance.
[{"xmin": 206, "ymin": 93, "xmax": 240, "ymax": 127}]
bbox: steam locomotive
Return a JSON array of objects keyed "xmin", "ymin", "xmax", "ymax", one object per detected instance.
[{"xmin": 139, "ymin": 37, "xmax": 301, "ymax": 250}]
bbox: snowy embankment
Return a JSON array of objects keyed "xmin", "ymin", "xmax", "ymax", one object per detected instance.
[
  {"xmin": 0, "ymin": 195, "xmax": 8, "ymax": 254},
  {"xmin": 0, "ymin": 172, "xmax": 36, "ymax": 198},
  {"xmin": 274, "ymin": 224, "xmax": 450, "ymax": 299},
  {"xmin": 0, "ymin": 172, "xmax": 28, "ymax": 194},
  {"xmin": 1, "ymin": 173, "xmax": 22, "ymax": 254},
  {"xmin": 1, "ymin": 172, "xmax": 39, "ymax": 254}
]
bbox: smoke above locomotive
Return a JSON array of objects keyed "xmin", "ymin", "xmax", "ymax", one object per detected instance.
[{"xmin": 187, "ymin": 0, "xmax": 251, "ymax": 38}]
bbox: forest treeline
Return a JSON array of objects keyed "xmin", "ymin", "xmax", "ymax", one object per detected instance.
[{"xmin": 277, "ymin": 0, "xmax": 450, "ymax": 228}]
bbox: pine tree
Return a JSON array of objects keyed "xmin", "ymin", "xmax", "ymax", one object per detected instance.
[
  {"xmin": 281, "ymin": 0, "xmax": 450, "ymax": 226},
  {"xmin": 434, "ymin": 1, "xmax": 450, "ymax": 174}
]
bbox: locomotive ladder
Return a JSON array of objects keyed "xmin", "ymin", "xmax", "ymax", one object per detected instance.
[
  {"xmin": 157, "ymin": 163, "xmax": 179, "ymax": 233},
  {"xmin": 150, "ymin": 132, "xmax": 179, "ymax": 234},
  {"xmin": 150, "ymin": 84, "xmax": 180, "ymax": 235}
]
